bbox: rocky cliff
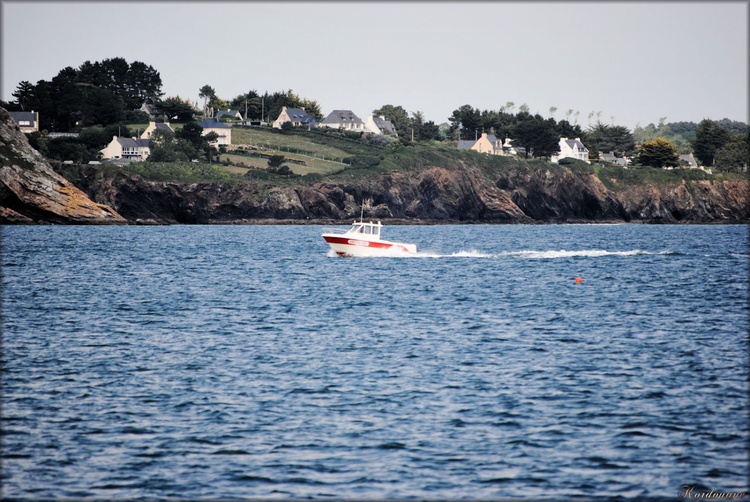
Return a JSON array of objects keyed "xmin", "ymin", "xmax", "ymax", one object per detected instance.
[
  {"xmin": 67, "ymin": 161, "xmax": 748, "ymax": 225},
  {"xmin": 0, "ymin": 107, "xmax": 125, "ymax": 224}
]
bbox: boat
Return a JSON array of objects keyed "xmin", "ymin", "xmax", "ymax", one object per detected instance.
[{"xmin": 322, "ymin": 219, "xmax": 417, "ymax": 257}]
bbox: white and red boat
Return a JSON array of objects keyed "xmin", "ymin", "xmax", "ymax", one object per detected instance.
[{"xmin": 322, "ymin": 220, "xmax": 417, "ymax": 257}]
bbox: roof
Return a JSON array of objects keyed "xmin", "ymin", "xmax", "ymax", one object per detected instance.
[
  {"xmin": 198, "ymin": 119, "xmax": 231, "ymax": 129},
  {"xmin": 284, "ymin": 107, "xmax": 316, "ymax": 124},
  {"xmin": 8, "ymin": 111, "xmax": 37, "ymax": 123},
  {"xmin": 485, "ymin": 134, "xmax": 499, "ymax": 144},
  {"xmin": 457, "ymin": 140, "xmax": 476, "ymax": 150},
  {"xmin": 117, "ymin": 138, "xmax": 150, "ymax": 148},
  {"xmin": 564, "ymin": 138, "xmax": 588, "ymax": 150},
  {"xmin": 679, "ymin": 153, "xmax": 697, "ymax": 164},
  {"xmin": 321, "ymin": 109, "xmax": 363, "ymax": 124},
  {"xmin": 372, "ymin": 116, "xmax": 397, "ymax": 134},
  {"xmin": 216, "ymin": 109, "xmax": 242, "ymax": 119}
]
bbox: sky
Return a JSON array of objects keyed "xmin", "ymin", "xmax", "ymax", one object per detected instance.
[{"xmin": 2, "ymin": 1, "xmax": 748, "ymax": 130}]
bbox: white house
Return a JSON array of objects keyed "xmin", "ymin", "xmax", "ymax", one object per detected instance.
[
  {"xmin": 678, "ymin": 153, "xmax": 698, "ymax": 169},
  {"xmin": 198, "ymin": 119, "xmax": 232, "ymax": 146},
  {"xmin": 100, "ymin": 136, "xmax": 150, "ymax": 161},
  {"xmin": 364, "ymin": 115, "xmax": 397, "ymax": 136},
  {"xmin": 8, "ymin": 111, "xmax": 39, "ymax": 133},
  {"xmin": 216, "ymin": 109, "xmax": 244, "ymax": 121},
  {"xmin": 600, "ymin": 151, "xmax": 629, "ymax": 167},
  {"xmin": 272, "ymin": 106, "xmax": 317, "ymax": 129},
  {"xmin": 319, "ymin": 110, "xmax": 365, "ymax": 131},
  {"xmin": 551, "ymin": 137, "xmax": 590, "ymax": 164},
  {"xmin": 140, "ymin": 121, "xmax": 175, "ymax": 139}
]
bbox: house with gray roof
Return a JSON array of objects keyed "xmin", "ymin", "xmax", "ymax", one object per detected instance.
[
  {"xmin": 140, "ymin": 121, "xmax": 175, "ymax": 139},
  {"xmin": 364, "ymin": 115, "xmax": 398, "ymax": 136},
  {"xmin": 216, "ymin": 109, "xmax": 244, "ymax": 121},
  {"xmin": 101, "ymin": 136, "xmax": 151, "ymax": 161},
  {"xmin": 319, "ymin": 110, "xmax": 365, "ymax": 132},
  {"xmin": 551, "ymin": 137, "xmax": 590, "ymax": 164},
  {"xmin": 678, "ymin": 153, "xmax": 698, "ymax": 169},
  {"xmin": 600, "ymin": 151, "xmax": 629, "ymax": 167},
  {"xmin": 273, "ymin": 106, "xmax": 317, "ymax": 129},
  {"xmin": 456, "ymin": 132, "xmax": 505, "ymax": 155},
  {"xmin": 198, "ymin": 119, "xmax": 232, "ymax": 146},
  {"xmin": 8, "ymin": 111, "xmax": 39, "ymax": 133}
]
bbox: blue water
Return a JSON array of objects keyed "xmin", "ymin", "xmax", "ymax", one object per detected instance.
[{"xmin": 2, "ymin": 224, "xmax": 748, "ymax": 500}]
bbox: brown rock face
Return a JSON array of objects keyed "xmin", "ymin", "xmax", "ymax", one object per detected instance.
[
  {"xmin": 0, "ymin": 107, "xmax": 125, "ymax": 224},
  {"xmin": 69, "ymin": 159, "xmax": 749, "ymax": 224}
]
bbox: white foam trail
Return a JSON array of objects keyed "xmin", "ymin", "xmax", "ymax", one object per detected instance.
[{"xmin": 410, "ymin": 249, "xmax": 670, "ymax": 259}]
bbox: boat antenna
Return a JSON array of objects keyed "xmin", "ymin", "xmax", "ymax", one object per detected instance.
[{"xmin": 360, "ymin": 199, "xmax": 364, "ymax": 222}]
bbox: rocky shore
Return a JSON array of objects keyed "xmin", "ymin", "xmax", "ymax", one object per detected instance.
[{"xmin": 1, "ymin": 106, "xmax": 747, "ymax": 225}]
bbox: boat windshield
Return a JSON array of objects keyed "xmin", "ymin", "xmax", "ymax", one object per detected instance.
[{"xmin": 347, "ymin": 223, "xmax": 381, "ymax": 237}]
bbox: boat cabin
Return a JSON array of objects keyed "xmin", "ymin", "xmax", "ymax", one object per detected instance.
[{"xmin": 347, "ymin": 221, "xmax": 382, "ymax": 238}]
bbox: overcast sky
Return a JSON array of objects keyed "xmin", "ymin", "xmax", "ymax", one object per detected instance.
[{"xmin": 2, "ymin": 1, "xmax": 747, "ymax": 130}]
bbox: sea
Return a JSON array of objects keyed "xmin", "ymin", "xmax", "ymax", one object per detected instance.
[{"xmin": 1, "ymin": 223, "xmax": 748, "ymax": 501}]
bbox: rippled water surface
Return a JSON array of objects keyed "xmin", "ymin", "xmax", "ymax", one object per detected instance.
[{"xmin": 2, "ymin": 224, "xmax": 748, "ymax": 500}]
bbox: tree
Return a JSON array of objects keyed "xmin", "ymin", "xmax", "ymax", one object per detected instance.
[
  {"xmin": 584, "ymin": 121, "xmax": 635, "ymax": 157},
  {"xmin": 12, "ymin": 81, "xmax": 35, "ymax": 110},
  {"xmin": 448, "ymin": 104, "xmax": 481, "ymax": 140},
  {"xmin": 511, "ymin": 112, "xmax": 559, "ymax": 159},
  {"xmin": 713, "ymin": 133, "xmax": 749, "ymax": 173},
  {"xmin": 373, "ymin": 104, "xmax": 411, "ymax": 138},
  {"xmin": 634, "ymin": 138, "xmax": 679, "ymax": 168},
  {"xmin": 159, "ymin": 96, "xmax": 195, "ymax": 122},
  {"xmin": 692, "ymin": 119, "xmax": 731, "ymax": 166},
  {"xmin": 557, "ymin": 119, "xmax": 583, "ymax": 140},
  {"xmin": 199, "ymin": 85, "xmax": 216, "ymax": 115},
  {"xmin": 267, "ymin": 154, "xmax": 293, "ymax": 175},
  {"xmin": 203, "ymin": 132, "xmax": 219, "ymax": 163}
]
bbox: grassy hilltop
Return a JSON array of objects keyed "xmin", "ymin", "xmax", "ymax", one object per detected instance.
[{"xmin": 104, "ymin": 125, "xmax": 744, "ymax": 190}]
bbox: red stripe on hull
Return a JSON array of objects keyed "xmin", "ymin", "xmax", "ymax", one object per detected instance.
[{"xmin": 323, "ymin": 235, "xmax": 401, "ymax": 250}]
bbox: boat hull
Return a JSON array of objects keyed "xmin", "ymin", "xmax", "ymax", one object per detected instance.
[{"xmin": 322, "ymin": 234, "xmax": 417, "ymax": 257}]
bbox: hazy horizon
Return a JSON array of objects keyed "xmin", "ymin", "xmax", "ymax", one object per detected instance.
[{"xmin": 2, "ymin": 1, "xmax": 747, "ymax": 130}]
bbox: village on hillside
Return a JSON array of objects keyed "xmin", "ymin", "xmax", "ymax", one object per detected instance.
[{"xmin": 6, "ymin": 105, "xmax": 705, "ymax": 172}]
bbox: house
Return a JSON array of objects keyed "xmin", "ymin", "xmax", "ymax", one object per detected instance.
[
  {"xmin": 198, "ymin": 119, "xmax": 232, "ymax": 146},
  {"xmin": 100, "ymin": 136, "xmax": 150, "ymax": 161},
  {"xmin": 139, "ymin": 102, "xmax": 160, "ymax": 117},
  {"xmin": 319, "ymin": 110, "xmax": 365, "ymax": 131},
  {"xmin": 456, "ymin": 132, "xmax": 504, "ymax": 155},
  {"xmin": 8, "ymin": 111, "xmax": 39, "ymax": 133},
  {"xmin": 679, "ymin": 153, "xmax": 698, "ymax": 168},
  {"xmin": 551, "ymin": 137, "xmax": 590, "ymax": 164},
  {"xmin": 364, "ymin": 115, "xmax": 397, "ymax": 136},
  {"xmin": 272, "ymin": 106, "xmax": 317, "ymax": 129},
  {"xmin": 600, "ymin": 151, "xmax": 629, "ymax": 167},
  {"xmin": 140, "ymin": 121, "xmax": 175, "ymax": 139},
  {"xmin": 216, "ymin": 109, "xmax": 243, "ymax": 121}
]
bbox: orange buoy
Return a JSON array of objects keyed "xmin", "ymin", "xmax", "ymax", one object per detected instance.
[{"xmin": 575, "ymin": 277, "xmax": 583, "ymax": 283}]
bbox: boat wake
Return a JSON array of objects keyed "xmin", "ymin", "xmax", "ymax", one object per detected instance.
[
  {"xmin": 411, "ymin": 249, "xmax": 675, "ymax": 259},
  {"xmin": 327, "ymin": 248, "xmax": 675, "ymax": 259}
]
